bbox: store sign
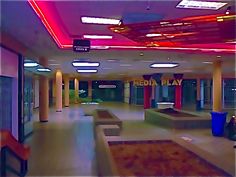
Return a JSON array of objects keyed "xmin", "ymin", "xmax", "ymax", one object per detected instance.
[
  {"xmin": 99, "ymin": 85, "xmax": 117, "ymax": 88},
  {"xmin": 133, "ymin": 79, "xmax": 182, "ymax": 86}
]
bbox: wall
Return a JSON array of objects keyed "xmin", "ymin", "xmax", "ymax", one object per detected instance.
[{"xmin": 0, "ymin": 46, "xmax": 19, "ymax": 139}]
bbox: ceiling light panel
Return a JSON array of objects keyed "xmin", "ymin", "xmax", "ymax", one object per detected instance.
[
  {"xmin": 150, "ymin": 63, "xmax": 179, "ymax": 68},
  {"xmin": 24, "ymin": 62, "xmax": 39, "ymax": 67},
  {"xmin": 81, "ymin": 16, "xmax": 120, "ymax": 25},
  {"xmin": 83, "ymin": 35, "xmax": 113, "ymax": 39},
  {"xmin": 37, "ymin": 68, "xmax": 51, "ymax": 72},
  {"xmin": 72, "ymin": 62, "xmax": 100, "ymax": 67},
  {"xmin": 77, "ymin": 69, "xmax": 98, "ymax": 73},
  {"xmin": 176, "ymin": 0, "xmax": 227, "ymax": 10}
]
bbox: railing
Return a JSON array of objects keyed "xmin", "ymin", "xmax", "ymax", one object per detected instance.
[{"xmin": 0, "ymin": 130, "xmax": 30, "ymax": 177}]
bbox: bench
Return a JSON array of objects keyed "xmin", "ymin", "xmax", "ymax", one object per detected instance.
[
  {"xmin": 93, "ymin": 109, "xmax": 122, "ymax": 129},
  {"xmin": 99, "ymin": 125, "xmax": 121, "ymax": 136}
]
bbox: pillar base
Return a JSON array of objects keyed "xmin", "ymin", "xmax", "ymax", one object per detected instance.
[
  {"xmin": 56, "ymin": 110, "xmax": 62, "ymax": 112},
  {"xmin": 40, "ymin": 120, "xmax": 48, "ymax": 123}
]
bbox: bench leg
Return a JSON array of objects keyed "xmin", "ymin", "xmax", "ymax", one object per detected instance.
[{"xmin": 1, "ymin": 148, "xmax": 7, "ymax": 177}]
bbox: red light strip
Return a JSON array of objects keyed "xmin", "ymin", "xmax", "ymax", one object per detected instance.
[
  {"xmin": 28, "ymin": 0, "xmax": 67, "ymax": 48},
  {"xmin": 28, "ymin": 0, "xmax": 236, "ymax": 53}
]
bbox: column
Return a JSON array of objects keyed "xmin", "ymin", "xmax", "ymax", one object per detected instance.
[
  {"xmin": 64, "ymin": 75, "xmax": 70, "ymax": 107},
  {"xmin": 212, "ymin": 61, "xmax": 222, "ymax": 112},
  {"xmin": 74, "ymin": 78, "xmax": 79, "ymax": 103},
  {"xmin": 152, "ymin": 73, "xmax": 162, "ymax": 108},
  {"xmin": 88, "ymin": 80, "xmax": 92, "ymax": 99},
  {"xmin": 52, "ymin": 79, "xmax": 56, "ymax": 105},
  {"xmin": 143, "ymin": 75, "xmax": 152, "ymax": 109},
  {"xmin": 196, "ymin": 78, "xmax": 201, "ymax": 110},
  {"xmin": 39, "ymin": 58, "xmax": 49, "ymax": 122},
  {"xmin": 174, "ymin": 74, "xmax": 183, "ymax": 109},
  {"xmin": 55, "ymin": 70, "xmax": 62, "ymax": 112}
]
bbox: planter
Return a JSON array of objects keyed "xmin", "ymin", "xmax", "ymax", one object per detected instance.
[{"xmin": 211, "ymin": 111, "xmax": 228, "ymax": 136}]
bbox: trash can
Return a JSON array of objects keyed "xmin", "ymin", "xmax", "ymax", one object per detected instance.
[{"xmin": 211, "ymin": 111, "xmax": 228, "ymax": 136}]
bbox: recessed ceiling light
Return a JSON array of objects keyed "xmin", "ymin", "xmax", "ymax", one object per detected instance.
[
  {"xmin": 83, "ymin": 35, "xmax": 113, "ymax": 39},
  {"xmin": 81, "ymin": 16, "xmax": 120, "ymax": 25},
  {"xmin": 120, "ymin": 64, "xmax": 132, "ymax": 67},
  {"xmin": 72, "ymin": 62, "xmax": 100, "ymax": 67},
  {"xmin": 24, "ymin": 62, "xmax": 39, "ymax": 67},
  {"xmin": 107, "ymin": 59, "xmax": 117, "ymax": 62},
  {"xmin": 140, "ymin": 60, "xmax": 155, "ymax": 63},
  {"xmin": 77, "ymin": 69, "xmax": 97, "ymax": 73},
  {"xmin": 203, "ymin": 61, "xmax": 213, "ymax": 64},
  {"xmin": 150, "ymin": 63, "xmax": 179, "ymax": 68},
  {"xmin": 146, "ymin": 33, "xmax": 162, "ymax": 37},
  {"xmin": 176, "ymin": 0, "xmax": 227, "ymax": 10},
  {"xmin": 49, "ymin": 63, "xmax": 60, "ymax": 66},
  {"xmin": 37, "ymin": 68, "xmax": 51, "ymax": 72}
]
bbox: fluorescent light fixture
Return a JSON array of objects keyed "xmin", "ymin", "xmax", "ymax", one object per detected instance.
[
  {"xmin": 146, "ymin": 33, "xmax": 162, "ymax": 37},
  {"xmin": 72, "ymin": 62, "xmax": 100, "ymax": 67},
  {"xmin": 83, "ymin": 35, "xmax": 113, "ymax": 39},
  {"xmin": 120, "ymin": 64, "xmax": 132, "ymax": 67},
  {"xmin": 81, "ymin": 16, "xmax": 120, "ymax": 25},
  {"xmin": 176, "ymin": 0, "xmax": 227, "ymax": 10},
  {"xmin": 150, "ymin": 63, "xmax": 179, "ymax": 68},
  {"xmin": 77, "ymin": 69, "xmax": 97, "ymax": 73},
  {"xmin": 24, "ymin": 62, "xmax": 39, "ymax": 67},
  {"xmin": 37, "ymin": 68, "xmax": 51, "ymax": 72}
]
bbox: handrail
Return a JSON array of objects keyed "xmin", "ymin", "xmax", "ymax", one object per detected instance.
[
  {"xmin": 1, "ymin": 130, "xmax": 30, "ymax": 177},
  {"xmin": 0, "ymin": 130, "xmax": 30, "ymax": 160}
]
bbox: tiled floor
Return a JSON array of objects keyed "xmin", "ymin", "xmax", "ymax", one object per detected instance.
[{"xmin": 25, "ymin": 103, "xmax": 235, "ymax": 176}]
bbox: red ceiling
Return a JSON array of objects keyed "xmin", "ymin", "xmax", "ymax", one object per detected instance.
[{"xmin": 28, "ymin": 0, "xmax": 236, "ymax": 53}]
